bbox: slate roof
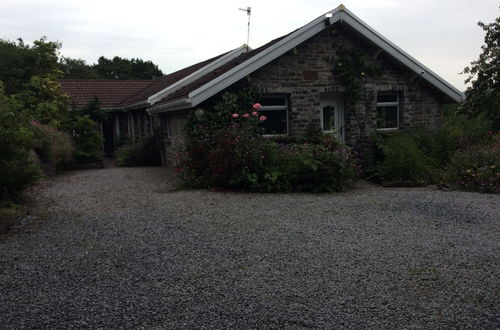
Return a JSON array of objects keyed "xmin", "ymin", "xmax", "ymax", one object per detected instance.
[{"xmin": 154, "ymin": 34, "xmax": 290, "ymax": 106}]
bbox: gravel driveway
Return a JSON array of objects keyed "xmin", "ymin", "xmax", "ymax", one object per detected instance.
[{"xmin": 1, "ymin": 167, "xmax": 498, "ymax": 329}]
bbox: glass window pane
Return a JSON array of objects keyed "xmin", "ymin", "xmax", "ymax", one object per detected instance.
[
  {"xmin": 260, "ymin": 109, "xmax": 287, "ymax": 134},
  {"xmin": 377, "ymin": 94, "xmax": 398, "ymax": 103},
  {"xmin": 323, "ymin": 105, "xmax": 335, "ymax": 131},
  {"xmin": 377, "ymin": 106, "xmax": 398, "ymax": 128}
]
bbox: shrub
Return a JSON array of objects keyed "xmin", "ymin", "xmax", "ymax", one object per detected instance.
[
  {"xmin": 178, "ymin": 90, "xmax": 358, "ymax": 192},
  {"xmin": 371, "ymin": 131, "xmax": 434, "ymax": 185},
  {"xmin": 116, "ymin": 135, "xmax": 162, "ymax": 167},
  {"xmin": 0, "ymin": 84, "xmax": 39, "ymax": 206},
  {"xmin": 369, "ymin": 110, "xmax": 491, "ymax": 187},
  {"xmin": 71, "ymin": 115, "xmax": 103, "ymax": 161},
  {"xmin": 32, "ymin": 121, "xmax": 74, "ymax": 174},
  {"xmin": 442, "ymin": 132, "xmax": 500, "ymax": 193},
  {"xmin": 276, "ymin": 141, "xmax": 358, "ymax": 192}
]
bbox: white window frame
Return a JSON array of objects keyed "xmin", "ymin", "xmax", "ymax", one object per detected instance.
[
  {"xmin": 376, "ymin": 93, "xmax": 400, "ymax": 130},
  {"xmin": 260, "ymin": 94, "xmax": 289, "ymax": 136}
]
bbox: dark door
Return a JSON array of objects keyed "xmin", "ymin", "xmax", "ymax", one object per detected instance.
[{"xmin": 102, "ymin": 119, "xmax": 114, "ymax": 156}]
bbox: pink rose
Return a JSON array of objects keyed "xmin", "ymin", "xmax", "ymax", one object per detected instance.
[
  {"xmin": 259, "ymin": 116, "xmax": 267, "ymax": 121},
  {"xmin": 232, "ymin": 113, "xmax": 239, "ymax": 118},
  {"xmin": 243, "ymin": 113, "xmax": 250, "ymax": 118},
  {"xmin": 253, "ymin": 103, "xmax": 262, "ymax": 110},
  {"xmin": 252, "ymin": 112, "xmax": 258, "ymax": 116}
]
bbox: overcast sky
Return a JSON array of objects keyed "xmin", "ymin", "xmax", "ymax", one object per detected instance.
[{"xmin": 1, "ymin": 0, "xmax": 498, "ymax": 91}]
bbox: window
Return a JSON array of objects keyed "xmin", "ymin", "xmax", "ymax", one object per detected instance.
[
  {"xmin": 376, "ymin": 93, "xmax": 399, "ymax": 129},
  {"xmin": 259, "ymin": 95, "xmax": 288, "ymax": 135},
  {"xmin": 322, "ymin": 105, "xmax": 336, "ymax": 132}
]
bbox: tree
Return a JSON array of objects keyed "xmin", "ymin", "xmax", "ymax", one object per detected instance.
[
  {"xmin": 0, "ymin": 82, "xmax": 39, "ymax": 205},
  {"xmin": 59, "ymin": 57, "xmax": 100, "ymax": 79},
  {"xmin": 95, "ymin": 56, "xmax": 164, "ymax": 79},
  {"xmin": 0, "ymin": 37, "xmax": 61, "ymax": 95},
  {"xmin": 462, "ymin": 13, "xmax": 500, "ymax": 130}
]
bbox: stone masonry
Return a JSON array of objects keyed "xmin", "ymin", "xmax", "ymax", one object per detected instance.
[{"xmin": 247, "ymin": 23, "xmax": 449, "ymax": 156}]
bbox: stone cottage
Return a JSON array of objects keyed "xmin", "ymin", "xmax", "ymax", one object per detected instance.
[{"xmin": 61, "ymin": 5, "xmax": 464, "ymax": 165}]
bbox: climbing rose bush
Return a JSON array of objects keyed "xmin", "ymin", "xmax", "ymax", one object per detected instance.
[{"xmin": 178, "ymin": 90, "xmax": 358, "ymax": 192}]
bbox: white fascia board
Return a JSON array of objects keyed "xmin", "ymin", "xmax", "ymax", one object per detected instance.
[
  {"xmin": 148, "ymin": 45, "xmax": 250, "ymax": 105},
  {"xmin": 149, "ymin": 98, "xmax": 192, "ymax": 113},
  {"xmin": 337, "ymin": 8, "xmax": 465, "ymax": 102},
  {"xmin": 187, "ymin": 12, "xmax": 340, "ymax": 108}
]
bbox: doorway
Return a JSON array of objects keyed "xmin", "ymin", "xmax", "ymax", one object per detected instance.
[{"xmin": 320, "ymin": 94, "xmax": 345, "ymax": 143}]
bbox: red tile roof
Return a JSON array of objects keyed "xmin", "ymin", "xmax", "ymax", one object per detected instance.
[
  {"xmin": 60, "ymin": 32, "xmax": 290, "ymax": 111},
  {"xmin": 60, "ymin": 80, "xmax": 153, "ymax": 109},
  {"xmin": 60, "ymin": 52, "xmax": 228, "ymax": 109}
]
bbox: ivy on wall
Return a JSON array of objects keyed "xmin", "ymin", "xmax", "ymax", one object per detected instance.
[{"xmin": 332, "ymin": 47, "xmax": 381, "ymax": 105}]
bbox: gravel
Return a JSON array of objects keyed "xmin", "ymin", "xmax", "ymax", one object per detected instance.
[{"xmin": 0, "ymin": 166, "xmax": 499, "ymax": 329}]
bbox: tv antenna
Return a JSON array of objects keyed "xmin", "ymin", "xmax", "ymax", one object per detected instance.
[{"xmin": 239, "ymin": 6, "xmax": 251, "ymax": 51}]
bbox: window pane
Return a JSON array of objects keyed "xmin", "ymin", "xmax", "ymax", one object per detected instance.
[
  {"xmin": 260, "ymin": 96, "xmax": 286, "ymax": 107},
  {"xmin": 260, "ymin": 109, "xmax": 287, "ymax": 134},
  {"xmin": 377, "ymin": 94, "xmax": 398, "ymax": 103},
  {"xmin": 323, "ymin": 105, "xmax": 335, "ymax": 131},
  {"xmin": 377, "ymin": 106, "xmax": 398, "ymax": 128}
]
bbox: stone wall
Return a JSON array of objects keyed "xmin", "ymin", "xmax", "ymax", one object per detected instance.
[
  {"xmin": 158, "ymin": 23, "xmax": 451, "ymax": 166},
  {"xmin": 248, "ymin": 23, "xmax": 446, "ymax": 156},
  {"xmin": 159, "ymin": 110, "xmax": 188, "ymax": 166}
]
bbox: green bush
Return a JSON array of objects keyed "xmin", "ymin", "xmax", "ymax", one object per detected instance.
[
  {"xmin": 116, "ymin": 135, "xmax": 162, "ymax": 167},
  {"xmin": 32, "ymin": 121, "xmax": 74, "ymax": 174},
  {"xmin": 178, "ymin": 90, "xmax": 358, "ymax": 192},
  {"xmin": 370, "ymin": 109, "xmax": 492, "ymax": 187},
  {"xmin": 0, "ymin": 84, "xmax": 39, "ymax": 206},
  {"xmin": 442, "ymin": 132, "xmax": 499, "ymax": 193},
  {"xmin": 71, "ymin": 115, "xmax": 103, "ymax": 161},
  {"xmin": 372, "ymin": 131, "xmax": 434, "ymax": 186}
]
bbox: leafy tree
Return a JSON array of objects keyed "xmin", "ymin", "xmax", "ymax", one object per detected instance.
[
  {"xmin": 0, "ymin": 37, "xmax": 61, "ymax": 95},
  {"xmin": 462, "ymin": 13, "xmax": 500, "ymax": 130},
  {"xmin": 14, "ymin": 73, "xmax": 70, "ymax": 129},
  {"xmin": 0, "ymin": 82, "xmax": 39, "ymax": 205},
  {"xmin": 59, "ymin": 57, "xmax": 100, "ymax": 79},
  {"xmin": 95, "ymin": 56, "xmax": 164, "ymax": 79},
  {"xmin": 76, "ymin": 97, "xmax": 108, "ymax": 122}
]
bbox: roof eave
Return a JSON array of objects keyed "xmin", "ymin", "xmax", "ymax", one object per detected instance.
[
  {"xmin": 335, "ymin": 8, "xmax": 465, "ymax": 102},
  {"xmin": 149, "ymin": 98, "xmax": 193, "ymax": 113},
  {"xmin": 148, "ymin": 45, "xmax": 251, "ymax": 106}
]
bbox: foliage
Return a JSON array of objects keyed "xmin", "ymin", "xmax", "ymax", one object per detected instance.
[
  {"xmin": 31, "ymin": 121, "xmax": 74, "ymax": 174},
  {"xmin": 59, "ymin": 57, "xmax": 100, "ymax": 79},
  {"xmin": 75, "ymin": 97, "xmax": 108, "ymax": 122},
  {"xmin": 372, "ymin": 131, "xmax": 434, "ymax": 186},
  {"xmin": 0, "ymin": 84, "xmax": 39, "ymax": 206},
  {"xmin": 370, "ymin": 110, "xmax": 493, "ymax": 189},
  {"xmin": 185, "ymin": 87, "xmax": 260, "ymax": 140},
  {"xmin": 332, "ymin": 47, "xmax": 381, "ymax": 105},
  {"xmin": 442, "ymin": 132, "xmax": 500, "ymax": 193},
  {"xmin": 95, "ymin": 56, "xmax": 164, "ymax": 80},
  {"xmin": 116, "ymin": 135, "xmax": 162, "ymax": 167},
  {"xmin": 0, "ymin": 37, "xmax": 62, "ymax": 95},
  {"xmin": 71, "ymin": 115, "xmax": 103, "ymax": 161},
  {"xmin": 461, "ymin": 13, "xmax": 500, "ymax": 130},
  {"xmin": 178, "ymin": 90, "xmax": 358, "ymax": 192},
  {"xmin": 14, "ymin": 73, "xmax": 70, "ymax": 129}
]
